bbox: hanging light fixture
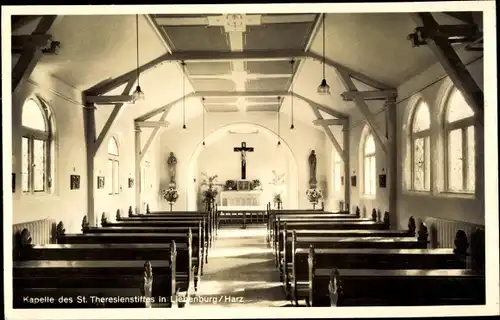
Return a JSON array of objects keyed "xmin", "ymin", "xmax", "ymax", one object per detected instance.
[
  {"xmin": 289, "ymin": 59, "xmax": 295, "ymax": 131},
  {"xmin": 202, "ymin": 97, "xmax": 206, "ymax": 146},
  {"xmin": 132, "ymin": 14, "xmax": 145, "ymax": 102},
  {"xmin": 277, "ymin": 96, "xmax": 281, "ymax": 147},
  {"xmin": 317, "ymin": 13, "xmax": 330, "ymax": 95},
  {"xmin": 181, "ymin": 61, "xmax": 187, "ymax": 132}
]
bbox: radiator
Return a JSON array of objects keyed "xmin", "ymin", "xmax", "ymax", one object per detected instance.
[
  {"xmin": 12, "ymin": 218, "xmax": 56, "ymax": 246},
  {"xmin": 424, "ymin": 216, "xmax": 485, "ymax": 269}
]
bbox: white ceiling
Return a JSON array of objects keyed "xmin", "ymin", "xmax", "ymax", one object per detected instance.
[{"xmin": 14, "ymin": 12, "xmax": 482, "ymax": 128}]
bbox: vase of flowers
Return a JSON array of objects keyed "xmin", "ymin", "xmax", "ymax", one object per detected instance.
[
  {"xmin": 273, "ymin": 193, "xmax": 282, "ymax": 209},
  {"xmin": 163, "ymin": 187, "xmax": 179, "ymax": 211},
  {"xmin": 306, "ymin": 188, "xmax": 323, "ymax": 210},
  {"xmin": 251, "ymin": 179, "xmax": 262, "ymax": 190},
  {"xmin": 225, "ymin": 180, "xmax": 236, "ymax": 190}
]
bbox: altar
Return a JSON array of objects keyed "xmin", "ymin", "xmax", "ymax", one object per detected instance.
[{"xmin": 218, "ymin": 190, "xmax": 264, "ymax": 207}]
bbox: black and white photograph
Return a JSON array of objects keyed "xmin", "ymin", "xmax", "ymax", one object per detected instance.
[{"xmin": 3, "ymin": 2, "xmax": 498, "ymax": 320}]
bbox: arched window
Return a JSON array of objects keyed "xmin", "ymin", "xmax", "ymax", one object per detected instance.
[
  {"xmin": 107, "ymin": 137, "xmax": 120, "ymax": 195},
  {"xmin": 410, "ymin": 100, "xmax": 431, "ymax": 191},
  {"xmin": 21, "ymin": 98, "xmax": 53, "ymax": 193},
  {"xmin": 363, "ymin": 133, "xmax": 376, "ymax": 196},
  {"xmin": 444, "ymin": 88, "xmax": 475, "ymax": 193},
  {"xmin": 333, "ymin": 150, "xmax": 342, "ymax": 192}
]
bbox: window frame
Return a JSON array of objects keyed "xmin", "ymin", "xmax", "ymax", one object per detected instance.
[
  {"xmin": 410, "ymin": 101, "xmax": 431, "ymax": 192},
  {"xmin": 21, "ymin": 98, "xmax": 53, "ymax": 194},
  {"xmin": 443, "ymin": 89, "xmax": 476, "ymax": 194},
  {"xmin": 363, "ymin": 133, "xmax": 376, "ymax": 197}
]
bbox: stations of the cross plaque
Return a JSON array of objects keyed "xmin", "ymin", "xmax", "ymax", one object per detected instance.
[{"xmin": 233, "ymin": 141, "xmax": 254, "ymax": 180}]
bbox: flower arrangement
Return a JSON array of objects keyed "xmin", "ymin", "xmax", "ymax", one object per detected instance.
[
  {"xmin": 306, "ymin": 188, "xmax": 323, "ymax": 204},
  {"xmin": 163, "ymin": 187, "xmax": 179, "ymax": 203},
  {"xmin": 225, "ymin": 180, "xmax": 236, "ymax": 190},
  {"xmin": 251, "ymin": 179, "xmax": 262, "ymax": 190},
  {"xmin": 163, "ymin": 187, "xmax": 179, "ymax": 211}
]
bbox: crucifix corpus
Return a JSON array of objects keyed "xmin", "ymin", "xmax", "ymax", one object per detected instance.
[{"xmin": 233, "ymin": 141, "xmax": 254, "ymax": 180}]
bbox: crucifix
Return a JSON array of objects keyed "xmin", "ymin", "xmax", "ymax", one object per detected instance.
[{"xmin": 233, "ymin": 141, "xmax": 254, "ymax": 180}]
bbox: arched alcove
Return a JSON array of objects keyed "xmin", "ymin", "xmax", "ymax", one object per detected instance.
[{"xmin": 186, "ymin": 122, "xmax": 299, "ymax": 210}]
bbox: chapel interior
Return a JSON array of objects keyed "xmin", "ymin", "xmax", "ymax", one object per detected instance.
[{"xmin": 7, "ymin": 8, "xmax": 494, "ymax": 311}]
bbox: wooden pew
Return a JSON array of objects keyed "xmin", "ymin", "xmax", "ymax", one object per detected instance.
[
  {"xmin": 277, "ymin": 217, "xmax": 418, "ymax": 284},
  {"xmin": 273, "ymin": 211, "xmax": 390, "ymax": 262},
  {"xmin": 13, "ymin": 230, "xmax": 168, "ymax": 309},
  {"xmin": 117, "ymin": 209, "xmax": 212, "ymax": 249},
  {"xmin": 14, "ymin": 260, "xmax": 166, "ymax": 308},
  {"xmin": 267, "ymin": 206, "xmax": 363, "ymax": 244},
  {"xmin": 267, "ymin": 205, "xmax": 350, "ymax": 241},
  {"xmin": 13, "ymin": 229, "xmax": 171, "ymax": 308},
  {"xmin": 313, "ymin": 268, "xmax": 485, "ymax": 307},
  {"xmin": 56, "ymin": 218, "xmax": 201, "ymax": 292},
  {"xmin": 140, "ymin": 208, "xmax": 216, "ymax": 243},
  {"xmin": 270, "ymin": 213, "xmax": 371, "ymax": 246},
  {"xmin": 303, "ymin": 230, "xmax": 485, "ymax": 306},
  {"xmin": 144, "ymin": 204, "xmax": 216, "ymax": 235},
  {"xmin": 106, "ymin": 213, "xmax": 209, "ymax": 265},
  {"xmin": 286, "ymin": 222, "xmax": 430, "ymax": 303}
]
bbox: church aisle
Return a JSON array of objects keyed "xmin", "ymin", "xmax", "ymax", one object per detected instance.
[{"xmin": 187, "ymin": 226, "xmax": 291, "ymax": 308}]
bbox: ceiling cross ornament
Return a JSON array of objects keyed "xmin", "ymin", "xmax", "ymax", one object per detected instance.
[{"xmin": 225, "ymin": 14, "xmax": 245, "ymax": 32}]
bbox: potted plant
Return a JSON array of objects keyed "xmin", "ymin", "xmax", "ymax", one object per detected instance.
[
  {"xmin": 200, "ymin": 173, "xmax": 221, "ymax": 209},
  {"xmin": 306, "ymin": 188, "xmax": 323, "ymax": 210},
  {"xmin": 162, "ymin": 187, "xmax": 179, "ymax": 211}
]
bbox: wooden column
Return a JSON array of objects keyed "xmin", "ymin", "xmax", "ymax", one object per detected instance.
[
  {"xmin": 386, "ymin": 98, "xmax": 398, "ymax": 228},
  {"xmin": 83, "ymin": 103, "xmax": 97, "ymax": 227},
  {"xmin": 343, "ymin": 118, "xmax": 351, "ymax": 212},
  {"xmin": 135, "ymin": 126, "xmax": 142, "ymax": 214}
]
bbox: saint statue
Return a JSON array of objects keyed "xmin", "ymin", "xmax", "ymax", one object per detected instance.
[
  {"xmin": 308, "ymin": 150, "xmax": 317, "ymax": 188},
  {"xmin": 167, "ymin": 152, "xmax": 177, "ymax": 186}
]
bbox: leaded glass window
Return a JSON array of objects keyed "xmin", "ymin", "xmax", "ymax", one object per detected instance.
[
  {"xmin": 445, "ymin": 88, "xmax": 475, "ymax": 193},
  {"xmin": 21, "ymin": 98, "xmax": 52, "ymax": 193},
  {"xmin": 411, "ymin": 101, "xmax": 431, "ymax": 191}
]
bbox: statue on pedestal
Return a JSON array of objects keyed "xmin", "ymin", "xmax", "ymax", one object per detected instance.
[
  {"xmin": 308, "ymin": 150, "xmax": 317, "ymax": 189},
  {"xmin": 167, "ymin": 152, "xmax": 177, "ymax": 188}
]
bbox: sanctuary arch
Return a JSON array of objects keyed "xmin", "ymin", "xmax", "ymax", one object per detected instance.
[{"xmin": 186, "ymin": 122, "xmax": 299, "ymax": 211}]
